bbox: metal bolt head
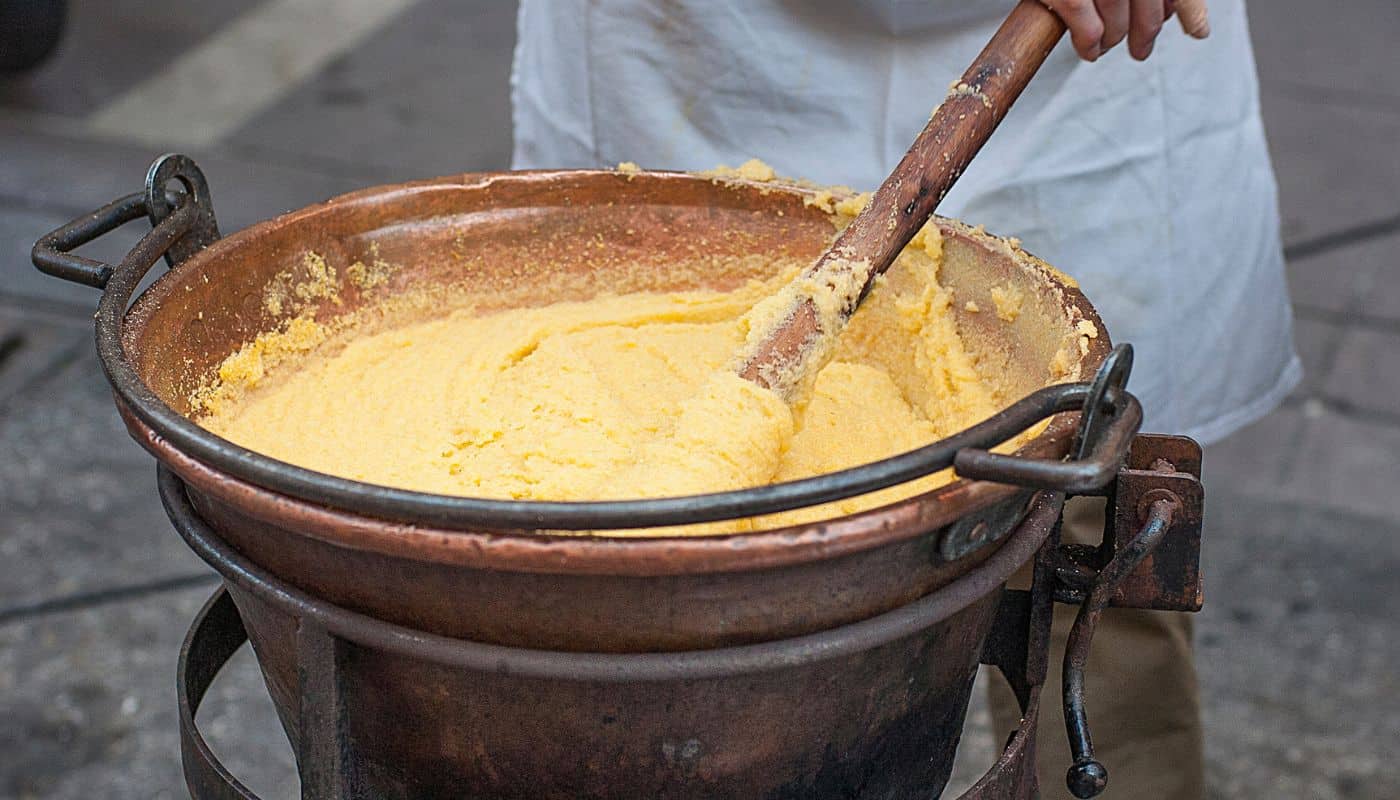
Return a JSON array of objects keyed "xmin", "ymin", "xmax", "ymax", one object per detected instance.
[
  {"xmin": 938, "ymin": 491, "xmax": 1037, "ymax": 561},
  {"xmin": 1135, "ymin": 487, "xmax": 1184, "ymax": 524}
]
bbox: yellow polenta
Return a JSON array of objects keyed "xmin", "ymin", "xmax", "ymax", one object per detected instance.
[{"xmin": 198, "ymin": 221, "xmax": 1018, "ymax": 533}]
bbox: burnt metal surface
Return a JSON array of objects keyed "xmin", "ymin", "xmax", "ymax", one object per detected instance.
[
  {"xmin": 178, "ymin": 588, "xmax": 1049, "ymax": 800},
  {"xmin": 955, "ymin": 693, "xmax": 1043, "ymax": 800},
  {"xmin": 165, "ymin": 469, "xmax": 1066, "ymax": 800},
  {"xmin": 31, "ymin": 190, "xmax": 147, "ymax": 288},
  {"xmin": 976, "ymin": 537, "xmax": 1060, "ymax": 713},
  {"xmin": 1110, "ymin": 434, "xmax": 1206, "ymax": 611},
  {"xmin": 32, "ymin": 153, "xmax": 219, "ymax": 288},
  {"xmin": 145, "ymin": 154, "xmax": 222, "ymax": 267},
  {"xmin": 1072, "ymin": 343, "xmax": 1133, "ymax": 461},
  {"xmin": 179, "ymin": 587, "xmax": 260, "ymax": 800},
  {"xmin": 944, "ymin": 344, "xmax": 1138, "ymax": 565},
  {"xmin": 161, "ymin": 466, "xmax": 1061, "ymax": 681},
  {"xmin": 939, "ymin": 489, "xmax": 1036, "ymax": 562},
  {"xmin": 1060, "ymin": 499, "xmax": 1176, "ymax": 798}
]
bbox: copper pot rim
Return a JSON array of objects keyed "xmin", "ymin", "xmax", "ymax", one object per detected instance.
[{"xmin": 114, "ymin": 169, "xmax": 1108, "ymax": 575}]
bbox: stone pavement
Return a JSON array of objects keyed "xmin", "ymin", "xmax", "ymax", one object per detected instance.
[{"xmin": 1, "ymin": 2, "xmax": 1397, "ymax": 798}]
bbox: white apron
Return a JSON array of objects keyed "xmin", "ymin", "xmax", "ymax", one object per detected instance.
[{"xmin": 510, "ymin": 0, "xmax": 1299, "ymax": 445}]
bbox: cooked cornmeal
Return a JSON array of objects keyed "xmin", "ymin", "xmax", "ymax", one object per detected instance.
[{"xmin": 194, "ymin": 176, "xmax": 1079, "ymax": 534}]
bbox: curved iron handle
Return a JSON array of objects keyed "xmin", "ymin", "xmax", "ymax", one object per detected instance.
[
  {"xmin": 32, "ymin": 191, "xmax": 149, "ymax": 288},
  {"xmin": 1059, "ymin": 494, "xmax": 1181, "ymax": 798},
  {"xmin": 31, "ymin": 153, "xmax": 220, "ymax": 289},
  {"xmin": 954, "ymin": 344, "xmax": 1140, "ymax": 495}
]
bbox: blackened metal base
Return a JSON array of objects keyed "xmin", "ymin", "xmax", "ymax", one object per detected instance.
[
  {"xmin": 167, "ymin": 429, "xmax": 1205, "ymax": 800},
  {"xmin": 178, "ymin": 588, "xmax": 1044, "ymax": 800},
  {"xmin": 164, "ymin": 462, "xmax": 1070, "ymax": 800}
]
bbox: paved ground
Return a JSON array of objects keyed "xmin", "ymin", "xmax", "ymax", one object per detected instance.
[{"xmin": 2, "ymin": 2, "xmax": 1397, "ymax": 798}]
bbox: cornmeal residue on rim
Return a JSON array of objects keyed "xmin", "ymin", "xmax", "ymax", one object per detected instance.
[{"xmin": 702, "ymin": 158, "xmax": 778, "ymax": 183}]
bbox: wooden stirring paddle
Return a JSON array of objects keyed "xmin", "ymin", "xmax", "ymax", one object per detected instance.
[{"xmin": 735, "ymin": 0, "xmax": 1066, "ymax": 401}]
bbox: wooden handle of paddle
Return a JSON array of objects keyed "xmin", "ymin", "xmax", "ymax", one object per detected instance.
[{"xmin": 737, "ymin": 0, "xmax": 1066, "ymax": 397}]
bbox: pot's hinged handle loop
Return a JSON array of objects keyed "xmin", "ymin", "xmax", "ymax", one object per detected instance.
[
  {"xmin": 1051, "ymin": 432, "xmax": 1205, "ymax": 798},
  {"xmin": 954, "ymin": 344, "xmax": 1141, "ymax": 494},
  {"xmin": 32, "ymin": 153, "xmax": 221, "ymax": 289}
]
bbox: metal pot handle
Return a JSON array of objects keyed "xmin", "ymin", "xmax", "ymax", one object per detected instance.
[
  {"xmin": 954, "ymin": 344, "xmax": 1140, "ymax": 494},
  {"xmin": 32, "ymin": 153, "xmax": 220, "ymax": 289}
]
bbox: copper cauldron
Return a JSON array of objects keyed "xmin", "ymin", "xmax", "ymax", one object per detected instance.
[{"xmin": 33, "ymin": 154, "xmax": 1152, "ymax": 799}]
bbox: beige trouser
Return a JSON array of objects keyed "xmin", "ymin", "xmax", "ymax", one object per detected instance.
[{"xmin": 987, "ymin": 498, "xmax": 1204, "ymax": 800}]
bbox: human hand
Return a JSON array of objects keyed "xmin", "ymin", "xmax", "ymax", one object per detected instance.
[{"xmin": 1040, "ymin": 0, "xmax": 1210, "ymax": 62}]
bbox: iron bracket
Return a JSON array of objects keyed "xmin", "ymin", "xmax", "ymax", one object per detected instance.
[{"xmin": 1050, "ymin": 434, "xmax": 1205, "ymax": 611}]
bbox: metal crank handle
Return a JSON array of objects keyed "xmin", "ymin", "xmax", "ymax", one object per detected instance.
[
  {"xmin": 32, "ymin": 153, "xmax": 220, "ymax": 290},
  {"xmin": 1060, "ymin": 493, "xmax": 1183, "ymax": 798}
]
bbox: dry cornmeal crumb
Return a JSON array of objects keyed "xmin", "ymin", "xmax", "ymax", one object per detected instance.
[
  {"xmin": 192, "ymin": 315, "xmax": 328, "ymax": 415},
  {"xmin": 990, "ymin": 284, "xmax": 1024, "ymax": 322},
  {"xmin": 264, "ymin": 252, "xmax": 342, "ymax": 316},
  {"xmin": 801, "ymin": 188, "xmax": 871, "ymax": 216},
  {"xmin": 703, "ymin": 158, "xmax": 777, "ymax": 183},
  {"xmin": 345, "ymin": 243, "xmax": 395, "ymax": 291},
  {"xmin": 946, "ymin": 80, "xmax": 994, "ymax": 109}
]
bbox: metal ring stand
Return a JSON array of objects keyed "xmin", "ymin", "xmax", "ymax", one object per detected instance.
[
  {"xmin": 171, "ymin": 475, "xmax": 1058, "ymax": 800},
  {"xmin": 179, "ymin": 590, "xmax": 1046, "ymax": 800}
]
